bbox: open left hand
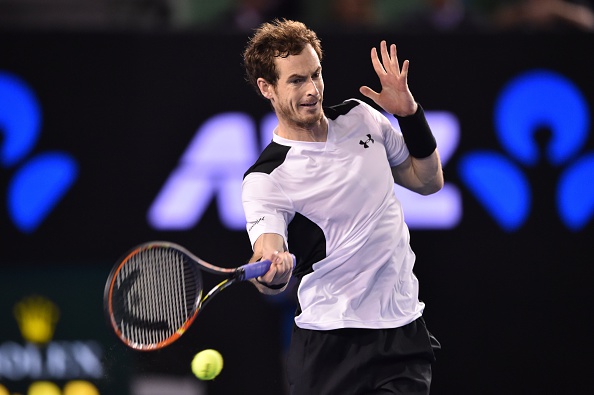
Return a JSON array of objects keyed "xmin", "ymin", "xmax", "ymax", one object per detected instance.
[{"xmin": 359, "ymin": 40, "xmax": 418, "ymax": 117}]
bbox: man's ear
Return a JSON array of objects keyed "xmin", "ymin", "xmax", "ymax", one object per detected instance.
[{"xmin": 257, "ymin": 78, "xmax": 274, "ymax": 99}]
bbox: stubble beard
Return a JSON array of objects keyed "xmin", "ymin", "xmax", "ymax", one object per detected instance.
[{"xmin": 277, "ymin": 100, "xmax": 324, "ymax": 131}]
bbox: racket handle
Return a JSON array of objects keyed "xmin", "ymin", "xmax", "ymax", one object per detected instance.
[{"xmin": 241, "ymin": 254, "xmax": 296, "ymax": 280}]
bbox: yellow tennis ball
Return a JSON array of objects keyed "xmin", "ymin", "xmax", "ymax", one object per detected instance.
[{"xmin": 191, "ymin": 349, "xmax": 223, "ymax": 380}]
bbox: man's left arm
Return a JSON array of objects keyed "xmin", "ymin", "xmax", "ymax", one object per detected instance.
[
  {"xmin": 391, "ymin": 104, "xmax": 444, "ymax": 195},
  {"xmin": 359, "ymin": 40, "xmax": 444, "ymax": 195},
  {"xmin": 391, "ymin": 148, "xmax": 444, "ymax": 195}
]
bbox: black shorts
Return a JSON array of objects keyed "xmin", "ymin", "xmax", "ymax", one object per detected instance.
[{"xmin": 286, "ymin": 316, "xmax": 440, "ymax": 395}]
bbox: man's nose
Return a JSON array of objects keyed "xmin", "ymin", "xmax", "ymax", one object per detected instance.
[{"xmin": 306, "ymin": 78, "xmax": 320, "ymax": 96}]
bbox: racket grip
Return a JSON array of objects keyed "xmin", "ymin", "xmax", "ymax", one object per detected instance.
[{"xmin": 241, "ymin": 254, "xmax": 296, "ymax": 280}]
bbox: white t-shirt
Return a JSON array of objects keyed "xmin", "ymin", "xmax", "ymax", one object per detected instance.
[{"xmin": 242, "ymin": 99, "xmax": 425, "ymax": 330}]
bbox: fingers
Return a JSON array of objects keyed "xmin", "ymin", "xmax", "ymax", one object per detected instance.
[
  {"xmin": 359, "ymin": 85, "xmax": 379, "ymax": 101},
  {"xmin": 372, "ymin": 41, "xmax": 401, "ymax": 77},
  {"xmin": 272, "ymin": 250, "xmax": 293, "ymax": 272},
  {"xmin": 391, "ymin": 43, "xmax": 401, "ymax": 75},
  {"xmin": 400, "ymin": 59, "xmax": 410, "ymax": 81},
  {"xmin": 259, "ymin": 250, "xmax": 293, "ymax": 284},
  {"xmin": 370, "ymin": 47, "xmax": 386, "ymax": 76},
  {"xmin": 379, "ymin": 41, "xmax": 390, "ymax": 74},
  {"xmin": 380, "ymin": 41, "xmax": 398, "ymax": 76}
]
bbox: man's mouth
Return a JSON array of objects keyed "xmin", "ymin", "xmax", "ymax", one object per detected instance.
[{"xmin": 301, "ymin": 101, "xmax": 318, "ymax": 107}]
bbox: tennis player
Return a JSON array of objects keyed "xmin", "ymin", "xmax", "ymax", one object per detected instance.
[{"xmin": 242, "ymin": 19, "xmax": 443, "ymax": 394}]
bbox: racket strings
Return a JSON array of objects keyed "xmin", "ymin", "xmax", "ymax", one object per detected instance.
[{"xmin": 114, "ymin": 248, "xmax": 200, "ymax": 348}]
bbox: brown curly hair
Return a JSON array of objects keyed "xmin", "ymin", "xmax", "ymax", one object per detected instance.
[{"xmin": 243, "ymin": 19, "xmax": 323, "ymax": 97}]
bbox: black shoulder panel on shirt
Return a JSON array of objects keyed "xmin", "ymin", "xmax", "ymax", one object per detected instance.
[
  {"xmin": 243, "ymin": 142, "xmax": 291, "ymax": 179},
  {"xmin": 288, "ymin": 213, "xmax": 326, "ymax": 279},
  {"xmin": 324, "ymin": 99, "xmax": 360, "ymax": 120}
]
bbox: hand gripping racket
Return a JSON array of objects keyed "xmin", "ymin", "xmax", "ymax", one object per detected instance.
[{"xmin": 104, "ymin": 241, "xmax": 295, "ymax": 351}]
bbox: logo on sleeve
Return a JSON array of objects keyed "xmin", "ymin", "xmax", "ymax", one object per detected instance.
[{"xmin": 248, "ymin": 216, "xmax": 265, "ymax": 232}]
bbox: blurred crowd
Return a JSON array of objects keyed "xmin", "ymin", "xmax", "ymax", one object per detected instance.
[{"xmin": 0, "ymin": 0, "xmax": 593, "ymax": 33}]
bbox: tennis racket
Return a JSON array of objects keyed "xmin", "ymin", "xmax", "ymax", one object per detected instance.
[{"xmin": 104, "ymin": 241, "xmax": 295, "ymax": 351}]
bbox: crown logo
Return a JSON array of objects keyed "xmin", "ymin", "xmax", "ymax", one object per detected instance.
[{"xmin": 13, "ymin": 295, "xmax": 60, "ymax": 344}]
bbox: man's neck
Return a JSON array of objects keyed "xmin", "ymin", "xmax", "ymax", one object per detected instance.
[{"xmin": 276, "ymin": 116, "xmax": 328, "ymax": 142}]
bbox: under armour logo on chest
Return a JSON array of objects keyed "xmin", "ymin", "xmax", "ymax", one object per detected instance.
[{"xmin": 359, "ymin": 134, "xmax": 374, "ymax": 148}]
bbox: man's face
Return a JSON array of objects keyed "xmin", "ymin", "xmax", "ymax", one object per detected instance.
[{"xmin": 267, "ymin": 44, "xmax": 324, "ymax": 129}]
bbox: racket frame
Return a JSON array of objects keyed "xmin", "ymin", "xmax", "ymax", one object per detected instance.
[{"xmin": 104, "ymin": 241, "xmax": 292, "ymax": 351}]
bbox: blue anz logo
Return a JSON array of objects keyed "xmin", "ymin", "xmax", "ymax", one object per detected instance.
[
  {"xmin": 149, "ymin": 110, "xmax": 462, "ymax": 231},
  {"xmin": 148, "ymin": 112, "xmax": 261, "ymax": 231},
  {"xmin": 0, "ymin": 72, "xmax": 78, "ymax": 233},
  {"xmin": 459, "ymin": 69, "xmax": 593, "ymax": 231}
]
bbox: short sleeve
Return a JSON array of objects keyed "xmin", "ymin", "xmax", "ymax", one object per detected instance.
[
  {"xmin": 242, "ymin": 172, "xmax": 293, "ymax": 248},
  {"xmin": 360, "ymin": 101, "xmax": 410, "ymax": 167}
]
